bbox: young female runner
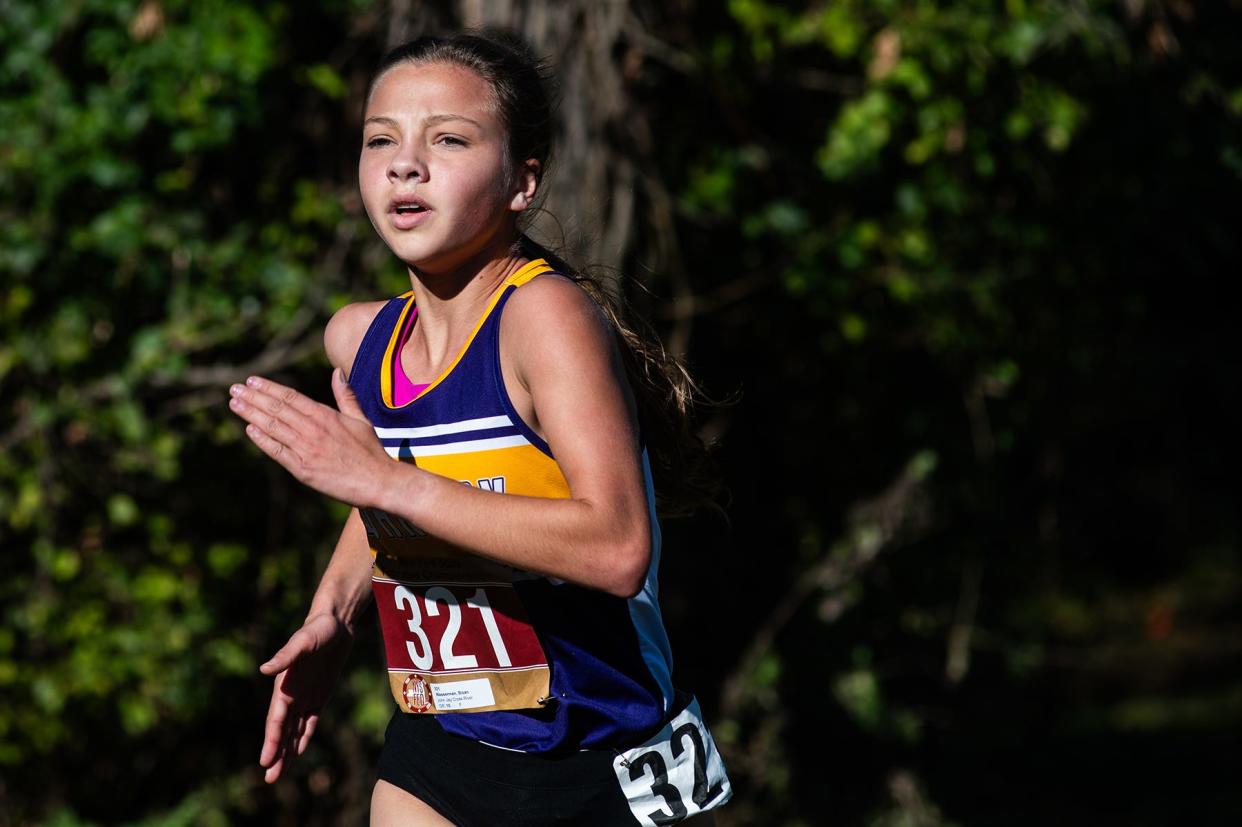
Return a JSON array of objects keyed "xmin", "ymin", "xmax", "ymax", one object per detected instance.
[{"xmin": 228, "ymin": 31, "xmax": 730, "ymax": 825}]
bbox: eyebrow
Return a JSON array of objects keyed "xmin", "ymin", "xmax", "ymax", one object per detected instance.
[{"xmin": 363, "ymin": 114, "xmax": 485, "ymax": 130}]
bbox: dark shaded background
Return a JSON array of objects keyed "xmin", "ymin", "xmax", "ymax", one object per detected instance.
[{"xmin": 2, "ymin": 1, "xmax": 1240, "ymax": 824}]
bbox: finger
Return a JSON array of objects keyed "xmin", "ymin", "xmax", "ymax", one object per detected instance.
[
  {"xmin": 270, "ymin": 713, "xmax": 303, "ymax": 780},
  {"xmin": 230, "ymin": 381, "xmax": 318, "ymax": 438},
  {"xmin": 292, "ymin": 714, "xmax": 308, "ymax": 754},
  {"xmin": 264, "ymin": 753, "xmax": 286, "ymax": 784},
  {"xmin": 261, "ymin": 734, "xmax": 287, "ymax": 781},
  {"xmin": 262, "ymin": 711, "xmax": 302, "ymax": 784},
  {"xmin": 243, "ymin": 376, "xmax": 321, "ymax": 418},
  {"xmin": 258, "ymin": 656, "xmax": 284, "ymax": 677},
  {"xmin": 261, "ymin": 714, "xmax": 297, "ymax": 783},
  {"xmin": 244, "ymin": 423, "xmax": 305, "ymax": 473},
  {"xmin": 332, "ymin": 368, "xmax": 367, "ymax": 421},
  {"xmin": 229, "ymin": 397, "xmax": 304, "ymax": 451},
  {"xmin": 296, "ymin": 713, "xmax": 319, "ymax": 756},
  {"xmin": 260, "ymin": 682, "xmax": 291, "ymax": 767}
]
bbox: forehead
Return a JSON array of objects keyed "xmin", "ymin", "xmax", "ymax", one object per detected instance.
[{"xmin": 366, "ymin": 61, "xmax": 499, "ymax": 122}]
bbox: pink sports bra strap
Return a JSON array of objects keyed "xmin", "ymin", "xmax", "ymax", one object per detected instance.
[{"xmin": 392, "ymin": 307, "xmax": 430, "ymax": 405}]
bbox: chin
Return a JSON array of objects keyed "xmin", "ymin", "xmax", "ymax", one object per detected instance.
[
  {"xmin": 391, "ymin": 246, "xmax": 459, "ymax": 274},
  {"xmin": 381, "ymin": 236, "xmax": 440, "ymax": 267}
]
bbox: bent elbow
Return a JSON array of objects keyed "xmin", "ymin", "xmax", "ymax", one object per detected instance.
[{"xmin": 606, "ymin": 531, "xmax": 652, "ymax": 600}]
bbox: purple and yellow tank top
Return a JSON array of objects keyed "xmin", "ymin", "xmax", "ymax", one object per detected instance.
[{"xmin": 349, "ymin": 259, "xmax": 675, "ymax": 753}]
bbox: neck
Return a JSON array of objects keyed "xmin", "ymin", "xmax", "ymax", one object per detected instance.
[{"xmin": 403, "ymin": 238, "xmax": 530, "ymax": 364}]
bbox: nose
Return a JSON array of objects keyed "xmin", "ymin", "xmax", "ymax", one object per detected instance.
[{"xmin": 388, "ymin": 143, "xmax": 427, "ymax": 183}]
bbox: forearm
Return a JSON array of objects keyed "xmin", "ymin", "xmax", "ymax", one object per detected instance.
[
  {"xmin": 305, "ymin": 508, "xmax": 374, "ymax": 631},
  {"xmin": 370, "ymin": 462, "xmax": 649, "ymax": 598}
]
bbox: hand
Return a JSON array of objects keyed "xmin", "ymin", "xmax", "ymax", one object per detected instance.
[
  {"xmin": 258, "ymin": 612, "xmax": 355, "ymax": 784},
  {"xmin": 228, "ymin": 369, "xmax": 390, "ymax": 507}
]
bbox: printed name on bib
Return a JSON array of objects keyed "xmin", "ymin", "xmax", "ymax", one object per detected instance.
[{"xmin": 430, "ymin": 678, "xmax": 496, "ymax": 710}]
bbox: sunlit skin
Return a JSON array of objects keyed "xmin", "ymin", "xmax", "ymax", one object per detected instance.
[
  {"xmin": 227, "ymin": 60, "xmax": 656, "ymax": 819},
  {"xmin": 357, "ymin": 61, "xmax": 533, "ymax": 280}
]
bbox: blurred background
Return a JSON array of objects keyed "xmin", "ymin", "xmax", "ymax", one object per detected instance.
[{"xmin": 2, "ymin": 0, "xmax": 1241, "ymax": 824}]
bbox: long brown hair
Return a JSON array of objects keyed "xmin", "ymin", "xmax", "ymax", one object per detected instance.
[{"xmin": 368, "ymin": 30, "xmax": 730, "ymax": 520}]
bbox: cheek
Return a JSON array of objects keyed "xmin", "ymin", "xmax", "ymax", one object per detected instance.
[
  {"xmin": 358, "ymin": 161, "xmax": 386, "ymax": 203},
  {"xmin": 457, "ymin": 193, "xmax": 504, "ymax": 229},
  {"xmin": 462, "ymin": 167, "xmax": 512, "ymax": 213},
  {"xmin": 357, "ymin": 167, "xmax": 389, "ymax": 229}
]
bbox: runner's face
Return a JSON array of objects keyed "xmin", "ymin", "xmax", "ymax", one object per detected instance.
[{"xmin": 359, "ymin": 62, "xmax": 521, "ymax": 272}]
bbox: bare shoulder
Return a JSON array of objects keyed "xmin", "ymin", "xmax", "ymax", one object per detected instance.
[
  {"xmin": 499, "ymin": 271, "xmax": 637, "ymax": 438},
  {"xmin": 324, "ymin": 300, "xmax": 388, "ymax": 376},
  {"xmin": 500, "ymin": 273, "xmax": 617, "ymax": 377}
]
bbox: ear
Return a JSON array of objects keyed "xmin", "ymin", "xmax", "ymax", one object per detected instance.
[{"xmin": 509, "ymin": 158, "xmax": 541, "ymax": 212}]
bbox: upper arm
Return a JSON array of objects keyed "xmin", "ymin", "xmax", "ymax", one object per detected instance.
[
  {"xmin": 324, "ymin": 301, "xmax": 386, "ymax": 377},
  {"xmin": 501, "ymin": 276, "xmax": 651, "ymax": 575}
]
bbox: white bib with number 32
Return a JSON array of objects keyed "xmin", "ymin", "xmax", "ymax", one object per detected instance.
[{"xmin": 613, "ymin": 696, "xmax": 732, "ymax": 825}]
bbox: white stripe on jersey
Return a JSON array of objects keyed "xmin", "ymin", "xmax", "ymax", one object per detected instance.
[{"xmin": 375, "ymin": 415, "xmax": 513, "ymax": 440}]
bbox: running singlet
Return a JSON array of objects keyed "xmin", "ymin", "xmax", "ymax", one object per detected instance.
[{"xmin": 349, "ymin": 259, "xmax": 677, "ymax": 753}]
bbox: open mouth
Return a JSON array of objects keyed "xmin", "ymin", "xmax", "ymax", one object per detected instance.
[
  {"xmin": 389, "ymin": 194, "xmax": 431, "ymax": 228},
  {"xmin": 391, "ymin": 194, "xmax": 430, "ymax": 215}
]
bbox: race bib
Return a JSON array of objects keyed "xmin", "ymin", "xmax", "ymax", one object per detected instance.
[
  {"xmin": 369, "ymin": 525, "xmax": 551, "ymax": 714},
  {"xmin": 613, "ymin": 695, "xmax": 733, "ymax": 825}
]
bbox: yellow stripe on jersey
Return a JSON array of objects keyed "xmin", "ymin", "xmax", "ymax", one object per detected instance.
[
  {"xmin": 380, "ymin": 259, "xmax": 553, "ymax": 409},
  {"xmin": 410, "ymin": 444, "xmax": 571, "ymax": 499}
]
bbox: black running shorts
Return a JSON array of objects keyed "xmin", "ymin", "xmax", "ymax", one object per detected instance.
[
  {"xmin": 377, "ymin": 711, "xmax": 641, "ymax": 826},
  {"xmin": 377, "ymin": 691, "xmax": 731, "ymax": 826}
]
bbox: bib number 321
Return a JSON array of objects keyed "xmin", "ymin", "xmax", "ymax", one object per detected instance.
[
  {"xmin": 612, "ymin": 697, "xmax": 732, "ymax": 825},
  {"xmin": 372, "ymin": 576, "xmax": 550, "ymax": 712}
]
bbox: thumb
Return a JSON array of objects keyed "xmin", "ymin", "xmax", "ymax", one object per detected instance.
[
  {"xmin": 259, "ymin": 646, "xmax": 296, "ymax": 676},
  {"xmin": 332, "ymin": 368, "xmax": 365, "ymax": 419},
  {"xmin": 259, "ymin": 630, "xmax": 312, "ymax": 675}
]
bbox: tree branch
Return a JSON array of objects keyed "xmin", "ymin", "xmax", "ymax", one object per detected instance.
[{"xmin": 719, "ymin": 450, "xmax": 938, "ymax": 720}]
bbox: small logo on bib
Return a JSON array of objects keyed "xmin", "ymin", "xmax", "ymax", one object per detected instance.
[{"xmin": 402, "ymin": 675, "xmax": 433, "ymax": 713}]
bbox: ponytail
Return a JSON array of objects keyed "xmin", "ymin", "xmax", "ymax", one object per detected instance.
[{"xmin": 517, "ymin": 235, "xmax": 731, "ymax": 522}]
